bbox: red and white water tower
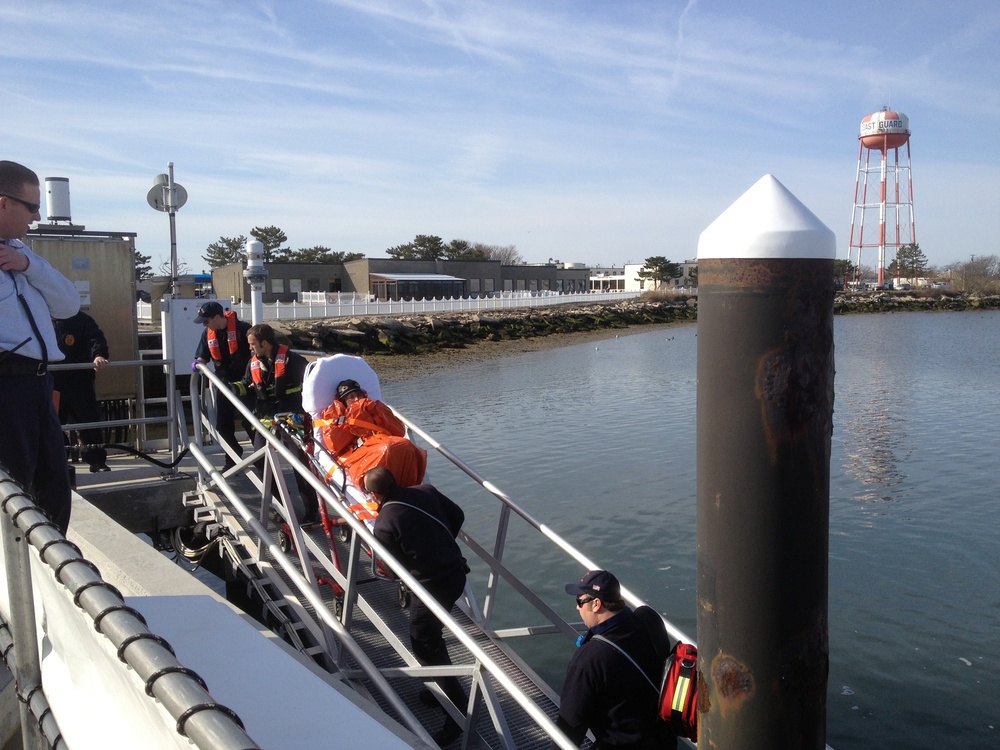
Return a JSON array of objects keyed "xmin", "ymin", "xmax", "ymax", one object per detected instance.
[{"xmin": 847, "ymin": 107, "xmax": 915, "ymax": 288}]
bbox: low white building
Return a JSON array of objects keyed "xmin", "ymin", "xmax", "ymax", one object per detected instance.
[{"xmin": 589, "ymin": 260, "xmax": 698, "ymax": 293}]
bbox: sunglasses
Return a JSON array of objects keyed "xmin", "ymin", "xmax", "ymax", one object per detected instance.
[
  {"xmin": 1, "ymin": 193, "xmax": 41, "ymax": 214},
  {"xmin": 575, "ymin": 596, "xmax": 594, "ymax": 608}
]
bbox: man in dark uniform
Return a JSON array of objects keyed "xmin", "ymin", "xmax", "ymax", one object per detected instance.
[
  {"xmin": 52, "ymin": 310, "xmax": 111, "ymax": 472},
  {"xmin": 193, "ymin": 300, "xmax": 253, "ymax": 470},
  {"xmin": 0, "ymin": 160, "xmax": 80, "ymax": 533},
  {"xmin": 556, "ymin": 570, "xmax": 676, "ymax": 749},
  {"xmin": 233, "ymin": 323, "xmax": 318, "ymax": 522},
  {"xmin": 363, "ymin": 466, "xmax": 469, "ymax": 747}
]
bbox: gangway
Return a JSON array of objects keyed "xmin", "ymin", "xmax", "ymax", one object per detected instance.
[{"xmin": 188, "ymin": 362, "xmax": 697, "ymax": 749}]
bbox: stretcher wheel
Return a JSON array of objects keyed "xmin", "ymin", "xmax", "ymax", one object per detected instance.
[
  {"xmin": 397, "ymin": 583, "xmax": 410, "ymax": 609},
  {"xmin": 335, "ymin": 598, "xmax": 344, "ymax": 618},
  {"xmin": 338, "ymin": 525, "xmax": 351, "ymax": 543},
  {"xmin": 277, "ymin": 526, "xmax": 294, "ymax": 554}
]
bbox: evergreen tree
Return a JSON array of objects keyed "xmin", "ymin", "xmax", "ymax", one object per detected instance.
[
  {"xmin": 134, "ymin": 249, "xmax": 153, "ymax": 280},
  {"xmin": 636, "ymin": 256, "xmax": 681, "ymax": 288},
  {"xmin": 833, "ymin": 258, "xmax": 855, "ymax": 288},
  {"xmin": 251, "ymin": 226, "xmax": 289, "ymax": 262},
  {"xmin": 386, "ymin": 234, "xmax": 446, "ymax": 260},
  {"xmin": 288, "ymin": 246, "xmax": 365, "ymax": 263},
  {"xmin": 888, "ymin": 243, "xmax": 928, "ymax": 282},
  {"xmin": 203, "ymin": 235, "xmax": 247, "ymax": 268},
  {"xmin": 445, "ymin": 239, "xmax": 489, "ymax": 261}
]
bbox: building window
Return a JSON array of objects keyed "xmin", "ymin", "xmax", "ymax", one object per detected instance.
[
  {"xmin": 470, "ymin": 278, "xmax": 481, "ymax": 293},
  {"xmin": 484, "ymin": 278, "xmax": 495, "ymax": 292},
  {"xmin": 271, "ymin": 278, "xmax": 285, "ymax": 294},
  {"xmin": 306, "ymin": 277, "xmax": 321, "ymax": 292},
  {"xmin": 289, "ymin": 278, "xmax": 302, "ymax": 294}
]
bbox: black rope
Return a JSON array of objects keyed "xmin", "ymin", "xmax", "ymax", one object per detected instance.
[
  {"xmin": 52, "ymin": 556, "xmax": 101, "ymax": 584},
  {"xmin": 116, "ymin": 632, "xmax": 175, "ymax": 662},
  {"xmin": 72, "ymin": 579, "xmax": 123, "ymax": 607},
  {"xmin": 175, "ymin": 702, "xmax": 246, "ymax": 736},
  {"xmin": 92, "ymin": 603, "xmax": 147, "ymax": 633},
  {"xmin": 38, "ymin": 538, "xmax": 81, "ymax": 560},
  {"xmin": 144, "ymin": 665, "xmax": 208, "ymax": 696},
  {"xmin": 23, "ymin": 518, "xmax": 60, "ymax": 541}
]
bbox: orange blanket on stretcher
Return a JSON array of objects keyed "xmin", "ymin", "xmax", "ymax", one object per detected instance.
[{"xmin": 316, "ymin": 397, "xmax": 427, "ymax": 488}]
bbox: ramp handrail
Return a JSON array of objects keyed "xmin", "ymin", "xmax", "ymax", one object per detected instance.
[
  {"xmin": 0, "ymin": 466, "xmax": 261, "ymax": 750},
  {"xmin": 191, "ymin": 363, "xmax": 698, "ymax": 748},
  {"xmin": 391, "ymin": 410, "xmax": 697, "ymax": 645},
  {"xmin": 192, "ymin": 365, "xmax": 586, "ymax": 749}
]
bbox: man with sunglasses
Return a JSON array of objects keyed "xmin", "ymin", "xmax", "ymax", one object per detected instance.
[
  {"xmin": 0, "ymin": 160, "xmax": 81, "ymax": 532},
  {"xmin": 556, "ymin": 570, "xmax": 676, "ymax": 749}
]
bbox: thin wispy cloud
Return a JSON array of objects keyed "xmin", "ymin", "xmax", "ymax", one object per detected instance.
[{"xmin": 1, "ymin": 0, "xmax": 996, "ymax": 271}]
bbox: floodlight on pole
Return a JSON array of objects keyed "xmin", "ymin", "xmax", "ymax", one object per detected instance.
[
  {"xmin": 243, "ymin": 239, "xmax": 268, "ymax": 325},
  {"xmin": 147, "ymin": 162, "xmax": 188, "ymax": 296}
]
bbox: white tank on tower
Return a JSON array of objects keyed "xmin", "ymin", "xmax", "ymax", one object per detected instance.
[
  {"xmin": 45, "ymin": 177, "xmax": 72, "ymax": 222},
  {"xmin": 847, "ymin": 107, "xmax": 916, "ymax": 289}
]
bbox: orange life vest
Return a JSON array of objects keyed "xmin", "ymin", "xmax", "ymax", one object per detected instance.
[
  {"xmin": 317, "ymin": 397, "xmax": 407, "ymax": 455},
  {"xmin": 250, "ymin": 344, "xmax": 288, "ymax": 393},
  {"xmin": 206, "ymin": 311, "xmax": 239, "ymax": 362},
  {"xmin": 316, "ymin": 397, "xmax": 426, "ymax": 487},
  {"xmin": 337, "ymin": 434, "xmax": 427, "ymax": 489}
]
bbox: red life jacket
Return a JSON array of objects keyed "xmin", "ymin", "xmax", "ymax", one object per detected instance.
[
  {"xmin": 250, "ymin": 344, "xmax": 288, "ymax": 393},
  {"xmin": 206, "ymin": 311, "xmax": 239, "ymax": 362}
]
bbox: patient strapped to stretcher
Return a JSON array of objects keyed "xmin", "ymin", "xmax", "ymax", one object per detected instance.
[
  {"xmin": 302, "ymin": 355, "xmax": 427, "ymax": 526},
  {"xmin": 316, "ymin": 390, "xmax": 427, "ymax": 488}
]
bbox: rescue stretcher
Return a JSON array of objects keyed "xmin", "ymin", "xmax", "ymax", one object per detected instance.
[{"xmin": 267, "ymin": 354, "xmax": 417, "ymax": 608}]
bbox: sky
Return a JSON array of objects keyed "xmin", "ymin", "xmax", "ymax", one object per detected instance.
[{"xmin": 2, "ymin": 1, "xmax": 998, "ymax": 274}]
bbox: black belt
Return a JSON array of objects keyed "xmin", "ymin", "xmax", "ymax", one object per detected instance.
[{"xmin": 0, "ymin": 352, "xmax": 47, "ymax": 376}]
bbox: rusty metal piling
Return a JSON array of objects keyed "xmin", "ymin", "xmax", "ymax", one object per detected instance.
[{"xmin": 696, "ymin": 174, "xmax": 835, "ymax": 748}]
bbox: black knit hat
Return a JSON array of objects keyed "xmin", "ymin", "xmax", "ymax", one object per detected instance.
[{"xmin": 336, "ymin": 379, "xmax": 365, "ymax": 403}]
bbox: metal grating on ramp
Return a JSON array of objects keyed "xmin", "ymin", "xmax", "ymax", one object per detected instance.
[{"xmin": 196, "ymin": 471, "xmax": 565, "ymax": 749}]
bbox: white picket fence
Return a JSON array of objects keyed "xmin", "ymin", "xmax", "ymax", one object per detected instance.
[{"xmin": 137, "ymin": 289, "xmax": 643, "ymax": 323}]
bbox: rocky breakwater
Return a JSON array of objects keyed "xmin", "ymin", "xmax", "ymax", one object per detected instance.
[
  {"xmin": 833, "ymin": 290, "xmax": 1000, "ymax": 315},
  {"xmin": 274, "ymin": 297, "xmax": 698, "ymax": 356}
]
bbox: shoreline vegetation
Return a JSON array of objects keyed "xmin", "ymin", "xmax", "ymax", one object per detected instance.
[{"xmin": 271, "ymin": 291, "xmax": 1000, "ymax": 386}]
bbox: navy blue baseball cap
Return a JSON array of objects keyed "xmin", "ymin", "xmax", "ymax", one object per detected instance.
[
  {"xmin": 194, "ymin": 301, "xmax": 225, "ymax": 323},
  {"xmin": 564, "ymin": 570, "xmax": 621, "ymax": 602}
]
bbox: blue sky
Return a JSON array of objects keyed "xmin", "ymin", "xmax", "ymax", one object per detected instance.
[{"xmin": 3, "ymin": 0, "xmax": 997, "ymax": 273}]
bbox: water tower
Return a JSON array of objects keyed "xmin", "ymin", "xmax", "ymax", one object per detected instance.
[{"xmin": 847, "ymin": 107, "xmax": 915, "ymax": 288}]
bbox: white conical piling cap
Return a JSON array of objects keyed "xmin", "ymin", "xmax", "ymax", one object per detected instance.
[{"xmin": 697, "ymin": 174, "xmax": 835, "ymax": 260}]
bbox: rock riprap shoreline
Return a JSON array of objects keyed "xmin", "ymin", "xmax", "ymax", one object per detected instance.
[
  {"xmin": 269, "ymin": 291, "xmax": 999, "ymax": 359},
  {"xmin": 275, "ymin": 297, "xmax": 699, "ymax": 356}
]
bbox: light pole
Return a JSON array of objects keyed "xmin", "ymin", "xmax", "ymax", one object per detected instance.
[
  {"xmin": 146, "ymin": 164, "xmax": 188, "ymax": 471},
  {"xmin": 146, "ymin": 162, "xmax": 188, "ymax": 297}
]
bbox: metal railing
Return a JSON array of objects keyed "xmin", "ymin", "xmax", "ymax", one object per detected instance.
[
  {"xmin": 190, "ymin": 363, "xmax": 696, "ymax": 749},
  {"xmin": 0, "ymin": 466, "xmax": 260, "ymax": 749},
  {"xmin": 48, "ymin": 356, "xmax": 186, "ymax": 467},
  {"xmin": 138, "ymin": 290, "xmax": 642, "ymax": 323}
]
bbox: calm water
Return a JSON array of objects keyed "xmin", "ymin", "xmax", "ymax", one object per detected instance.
[{"xmin": 384, "ymin": 310, "xmax": 999, "ymax": 750}]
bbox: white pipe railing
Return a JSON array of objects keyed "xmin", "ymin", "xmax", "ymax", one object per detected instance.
[
  {"xmin": 137, "ymin": 290, "xmax": 642, "ymax": 323},
  {"xmin": 0, "ymin": 468, "xmax": 260, "ymax": 750}
]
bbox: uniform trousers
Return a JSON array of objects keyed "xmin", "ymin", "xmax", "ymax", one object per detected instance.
[
  {"xmin": 0, "ymin": 374, "xmax": 72, "ymax": 532},
  {"xmin": 411, "ymin": 567, "xmax": 468, "ymax": 718}
]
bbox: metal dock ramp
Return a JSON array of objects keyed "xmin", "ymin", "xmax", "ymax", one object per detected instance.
[{"xmin": 185, "ymin": 367, "xmax": 695, "ymax": 749}]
